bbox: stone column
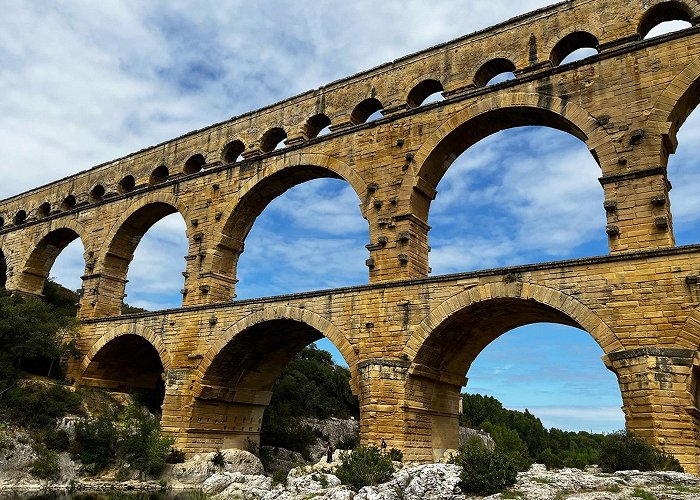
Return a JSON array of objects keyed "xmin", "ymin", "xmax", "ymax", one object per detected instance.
[
  {"xmin": 600, "ymin": 167, "xmax": 674, "ymax": 253},
  {"xmin": 604, "ymin": 347, "xmax": 699, "ymax": 473},
  {"xmin": 357, "ymin": 358, "xmax": 464, "ymax": 462}
]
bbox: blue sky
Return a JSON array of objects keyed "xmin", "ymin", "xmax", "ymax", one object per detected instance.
[{"xmin": 0, "ymin": 2, "xmax": 697, "ymax": 433}]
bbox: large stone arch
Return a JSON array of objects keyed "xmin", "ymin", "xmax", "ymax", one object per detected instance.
[
  {"xmin": 179, "ymin": 305, "xmax": 357, "ymax": 454},
  {"xmin": 399, "ymin": 281, "xmax": 621, "ymax": 462},
  {"xmin": 649, "ymin": 54, "xmax": 700, "ymax": 157},
  {"xmin": 77, "ymin": 324, "xmax": 171, "ymax": 393},
  {"xmin": 89, "ymin": 193, "xmax": 191, "ymax": 315},
  {"xmin": 208, "ymin": 153, "xmax": 370, "ymax": 291},
  {"xmin": 404, "ymin": 281, "xmax": 621, "ymax": 365},
  {"xmin": 13, "ymin": 219, "xmax": 89, "ymax": 296},
  {"xmin": 403, "ymin": 92, "xmax": 618, "ymax": 222},
  {"xmin": 197, "ymin": 305, "xmax": 358, "ymax": 382}
]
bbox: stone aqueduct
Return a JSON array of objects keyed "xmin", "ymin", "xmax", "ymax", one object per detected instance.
[{"xmin": 1, "ymin": 0, "xmax": 700, "ymax": 470}]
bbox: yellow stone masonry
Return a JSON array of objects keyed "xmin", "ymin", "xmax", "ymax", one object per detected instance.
[{"xmin": 1, "ymin": 0, "xmax": 700, "ymax": 472}]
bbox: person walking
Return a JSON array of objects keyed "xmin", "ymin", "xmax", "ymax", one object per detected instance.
[{"xmin": 326, "ymin": 442, "xmax": 334, "ymax": 463}]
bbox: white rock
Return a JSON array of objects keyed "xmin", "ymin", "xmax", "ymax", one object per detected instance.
[
  {"xmin": 211, "ymin": 473, "xmax": 273, "ymax": 499},
  {"xmin": 356, "ymin": 463, "xmax": 462, "ymax": 500},
  {"xmin": 288, "ymin": 472, "xmax": 341, "ymax": 493},
  {"xmin": 171, "ymin": 449, "xmax": 264, "ymax": 485}
]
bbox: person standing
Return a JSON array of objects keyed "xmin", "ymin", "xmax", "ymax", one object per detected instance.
[{"xmin": 326, "ymin": 442, "xmax": 333, "ymax": 463}]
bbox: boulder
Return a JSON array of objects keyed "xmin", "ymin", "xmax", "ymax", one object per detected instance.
[
  {"xmin": 356, "ymin": 463, "xmax": 462, "ymax": 500},
  {"xmin": 170, "ymin": 449, "xmax": 264, "ymax": 485},
  {"xmin": 210, "ymin": 472, "xmax": 273, "ymax": 499}
]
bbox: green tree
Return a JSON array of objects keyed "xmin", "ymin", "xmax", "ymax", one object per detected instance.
[{"xmin": 0, "ymin": 290, "xmax": 79, "ymax": 390}]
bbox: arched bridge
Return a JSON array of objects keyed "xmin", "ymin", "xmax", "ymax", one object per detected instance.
[{"xmin": 2, "ymin": 0, "xmax": 700, "ymax": 471}]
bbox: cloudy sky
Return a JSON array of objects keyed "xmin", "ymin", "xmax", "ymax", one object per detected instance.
[{"xmin": 0, "ymin": 1, "xmax": 697, "ymax": 433}]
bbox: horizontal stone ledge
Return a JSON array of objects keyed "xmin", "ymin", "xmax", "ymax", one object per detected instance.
[
  {"xmin": 605, "ymin": 347, "xmax": 695, "ymax": 363},
  {"xmin": 357, "ymin": 358, "xmax": 411, "ymax": 371},
  {"xmin": 598, "ymin": 167, "xmax": 666, "ymax": 186}
]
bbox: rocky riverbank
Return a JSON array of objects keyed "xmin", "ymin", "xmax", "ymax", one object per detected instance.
[{"xmin": 3, "ymin": 444, "xmax": 700, "ymax": 499}]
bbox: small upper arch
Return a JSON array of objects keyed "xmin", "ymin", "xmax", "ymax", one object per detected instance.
[
  {"xmin": 473, "ymin": 58, "xmax": 517, "ymax": 87},
  {"xmin": 406, "ymin": 79, "xmax": 445, "ymax": 108},
  {"xmin": 222, "ymin": 140, "xmax": 245, "ymax": 164},
  {"xmin": 149, "ymin": 164, "xmax": 169, "ymax": 186},
  {"xmin": 638, "ymin": 1, "xmax": 696, "ymax": 39},
  {"xmin": 351, "ymin": 98, "xmax": 384, "ymax": 125},
  {"xmin": 304, "ymin": 113, "xmax": 332, "ymax": 139},
  {"xmin": 183, "ymin": 154, "xmax": 206, "ymax": 175},
  {"xmin": 260, "ymin": 127, "xmax": 287, "ymax": 153},
  {"xmin": 89, "ymin": 184, "xmax": 106, "ymax": 202},
  {"xmin": 550, "ymin": 31, "xmax": 600, "ymax": 66}
]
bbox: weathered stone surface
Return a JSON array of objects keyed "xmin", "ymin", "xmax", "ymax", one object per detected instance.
[
  {"xmin": 355, "ymin": 464, "xmax": 463, "ymax": 500},
  {"xmin": 170, "ymin": 449, "xmax": 264, "ymax": 485},
  {"xmin": 1, "ymin": 0, "xmax": 700, "ymax": 473}
]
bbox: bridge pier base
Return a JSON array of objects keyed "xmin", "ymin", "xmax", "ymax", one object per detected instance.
[
  {"xmin": 357, "ymin": 359, "xmax": 464, "ymax": 463},
  {"xmin": 604, "ymin": 348, "xmax": 700, "ymax": 474}
]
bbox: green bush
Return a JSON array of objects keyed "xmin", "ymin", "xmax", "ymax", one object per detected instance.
[
  {"xmin": 211, "ymin": 448, "xmax": 226, "ymax": 468},
  {"xmin": 75, "ymin": 415, "xmax": 118, "ymax": 471},
  {"xmin": 1, "ymin": 383, "xmax": 82, "ymax": 430},
  {"xmin": 450, "ymin": 439, "xmax": 518, "ymax": 495},
  {"xmin": 599, "ymin": 431, "xmax": 683, "ymax": 473},
  {"xmin": 35, "ymin": 427, "xmax": 70, "ymax": 451},
  {"xmin": 31, "ymin": 445, "xmax": 61, "ymax": 479},
  {"xmin": 387, "ymin": 448, "xmax": 403, "ymax": 462},
  {"xmin": 115, "ymin": 404, "xmax": 174, "ymax": 477},
  {"xmin": 335, "ymin": 445, "xmax": 394, "ymax": 490},
  {"xmin": 165, "ymin": 447, "xmax": 186, "ymax": 464}
]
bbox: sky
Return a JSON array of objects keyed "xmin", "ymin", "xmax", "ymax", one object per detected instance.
[{"xmin": 0, "ymin": 1, "xmax": 697, "ymax": 433}]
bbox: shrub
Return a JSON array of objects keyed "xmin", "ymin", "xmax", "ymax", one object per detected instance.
[
  {"xmin": 75, "ymin": 415, "xmax": 117, "ymax": 471},
  {"xmin": 165, "ymin": 447, "xmax": 186, "ymax": 464},
  {"xmin": 335, "ymin": 446, "xmax": 394, "ymax": 490},
  {"xmin": 599, "ymin": 431, "xmax": 683, "ymax": 473},
  {"xmin": 387, "ymin": 448, "xmax": 403, "ymax": 462},
  {"xmin": 450, "ymin": 438, "xmax": 518, "ymax": 495},
  {"xmin": 35, "ymin": 427, "xmax": 70, "ymax": 452},
  {"xmin": 211, "ymin": 448, "xmax": 226, "ymax": 468},
  {"xmin": 31, "ymin": 445, "xmax": 61, "ymax": 479},
  {"xmin": 115, "ymin": 404, "xmax": 174, "ymax": 477}
]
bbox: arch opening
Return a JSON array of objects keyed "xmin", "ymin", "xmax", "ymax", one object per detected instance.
[
  {"xmin": 149, "ymin": 165, "xmax": 169, "ymax": 186},
  {"xmin": 14, "ymin": 210, "xmax": 27, "ymax": 225},
  {"xmin": 37, "ymin": 202, "xmax": 51, "ymax": 218},
  {"xmin": 407, "ymin": 79, "xmax": 445, "ymax": 108},
  {"xmin": 222, "ymin": 140, "xmax": 245, "ymax": 164},
  {"xmin": 61, "ymin": 195, "xmax": 76, "ymax": 211},
  {"xmin": 81, "ymin": 334, "xmax": 166, "ymax": 413},
  {"xmin": 191, "ymin": 318, "xmax": 357, "ymax": 453},
  {"xmin": 405, "ymin": 293, "xmax": 622, "ymax": 462},
  {"xmin": 118, "ymin": 175, "xmax": 136, "ymax": 194},
  {"xmin": 664, "ymin": 86, "xmax": 700, "ymax": 245},
  {"xmin": 474, "ymin": 58, "xmax": 517, "ymax": 87},
  {"xmin": 89, "ymin": 184, "xmax": 105, "ymax": 202},
  {"xmin": 102, "ymin": 202, "xmax": 187, "ymax": 313},
  {"xmin": 183, "ymin": 154, "xmax": 205, "ymax": 175},
  {"xmin": 218, "ymin": 166, "xmax": 368, "ymax": 299},
  {"xmin": 426, "ymin": 125, "xmax": 606, "ymax": 274},
  {"xmin": 305, "ymin": 113, "xmax": 332, "ymax": 139},
  {"xmin": 351, "ymin": 98, "xmax": 384, "ymax": 125},
  {"xmin": 0, "ymin": 249, "xmax": 6, "ymax": 289},
  {"xmin": 18, "ymin": 227, "xmax": 85, "ymax": 299},
  {"xmin": 640, "ymin": 1, "xmax": 694, "ymax": 39},
  {"xmin": 260, "ymin": 128, "xmax": 287, "ymax": 153},
  {"xmin": 551, "ymin": 32, "xmax": 599, "ymax": 66}
]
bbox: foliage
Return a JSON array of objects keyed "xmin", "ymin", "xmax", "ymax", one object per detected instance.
[
  {"xmin": 631, "ymin": 487, "xmax": 657, "ymax": 500},
  {"xmin": 75, "ymin": 404, "xmax": 174, "ymax": 477},
  {"xmin": 0, "ymin": 289, "xmax": 80, "ymax": 389},
  {"xmin": 0, "ymin": 383, "xmax": 82, "ymax": 430},
  {"xmin": 461, "ymin": 393, "xmax": 605, "ymax": 470},
  {"xmin": 211, "ymin": 448, "xmax": 226, "ymax": 468},
  {"xmin": 31, "ymin": 445, "xmax": 61, "ymax": 479},
  {"xmin": 387, "ymin": 448, "xmax": 403, "ymax": 462},
  {"xmin": 75, "ymin": 415, "xmax": 118, "ymax": 471},
  {"xmin": 165, "ymin": 447, "xmax": 186, "ymax": 464},
  {"xmin": 116, "ymin": 404, "xmax": 175, "ymax": 476},
  {"xmin": 450, "ymin": 437, "xmax": 518, "ymax": 495},
  {"xmin": 335, "ymin": 445, "xmax": 394, "ymax": 490},
  {"xmin": 599, "ymin": 431, "xmax": 683, "ymax": 473},
  {"xmin": 261, "ymin": 345, "xmax": 359, "ymax": 456}
]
